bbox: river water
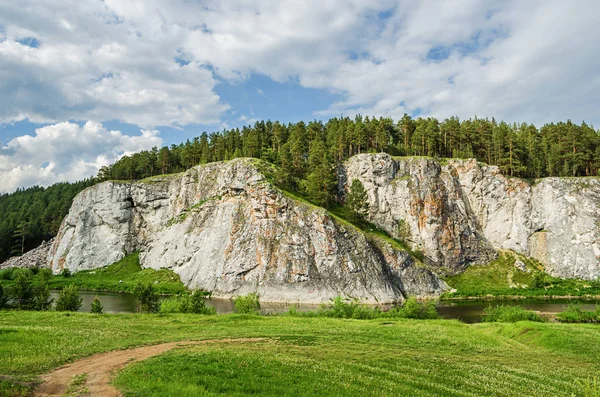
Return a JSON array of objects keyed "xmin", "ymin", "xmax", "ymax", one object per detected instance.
[{"xmin": 50, "ymin": 290, "xmax": 599, "ymax": 323}]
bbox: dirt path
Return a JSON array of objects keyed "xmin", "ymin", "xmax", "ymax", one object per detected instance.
[{"xmin": 34, "ymin": 338, "xmax": 265, "ymax": 397}]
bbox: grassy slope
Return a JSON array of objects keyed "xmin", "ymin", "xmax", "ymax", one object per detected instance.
[
  {"xmin": 0, "ymin": 312, "xmax": 598, "ymax": 397},
  {"xmin": 443, "ymin": 252, "xmax": 600, "ymax": 299},
  {"xmin": 0, "ymin": 252, "xmax": 186, "ymax": 295}
]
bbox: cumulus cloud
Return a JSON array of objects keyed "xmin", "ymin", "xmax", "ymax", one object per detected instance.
[
  {"xmin": 0, "ymin": 121, "xmax": 162, "ymax": 193},
  {"xmin": 2, "ymin": 0, "xmax": 599, "ymax": 128}
]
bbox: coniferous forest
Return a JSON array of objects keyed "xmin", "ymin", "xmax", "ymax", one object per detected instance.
[{"xmin": 2, "ymin": 114, "xmax": 599, "ymax": 262}]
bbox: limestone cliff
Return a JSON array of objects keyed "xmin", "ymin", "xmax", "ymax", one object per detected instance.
[
  {"xmin": 48, "ymin": 159, "xmax": 445, "ymax": 303},
  {"xmin": 343, "ymin": 154, "xmax": 600, "ymax": 280}
]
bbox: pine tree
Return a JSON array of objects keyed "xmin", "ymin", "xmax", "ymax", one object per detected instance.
[
  {"xmin": 55, "ymin": 284, "xmax": 83, "ymax": 312},
  {"xmin": 12, "ymin": 221, "xmax": 31, "ymax": 256},
  {"xmin": 133, "ymin": 282, "xmax": 159, "ymax": 313},
  {"xmin": 90, "ymin": 296, "xmax": 104, "ymax": 314},
  {"xmin": 346, "ymin": 179, "xmax": 370, "ymax": 223},
  {"xmin": 32, "ymin": 279, "xmax": 53, "ymax": 311},
  {"xmin": 305, "ymin": 140, "xmax": 337, "ymax": 207}
]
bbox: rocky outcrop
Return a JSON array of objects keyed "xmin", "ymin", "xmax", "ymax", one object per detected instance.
[
  {"xmin": 0, "ymin": 239, "xmax": 54, "ymax": 270},
  {"xmin": 48, "ymin": 159, "xmax": 446, "ymax": 303},
  {"xmin": 343, "ymin": 154, "xmax": 600, "ymax": 280}
]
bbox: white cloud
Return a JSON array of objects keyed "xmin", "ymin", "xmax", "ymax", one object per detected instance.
[
  {"xmin": 2, "ymin": 0, "xmax": 599, "ymax": 128},
  {"xmin": 0, "ymin": 121, "xmax": 162, "ymax": 193}
]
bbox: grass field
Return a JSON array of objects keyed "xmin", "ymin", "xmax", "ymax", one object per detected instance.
[
  {"xmin": 0, "ymin": 311, "xmax": 599, "ymax": 396},
  {"xmin": 443, "ymin": 252, "xmax": 600, "ymax": 299}
]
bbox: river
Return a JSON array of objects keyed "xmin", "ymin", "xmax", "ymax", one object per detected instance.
[{"xmin": 49, "ymin": 290, "xmax": 599, "ymax": 323}]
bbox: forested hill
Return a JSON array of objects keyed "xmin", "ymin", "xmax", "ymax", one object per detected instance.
[
  {"xmin": 2, "ymin": 114, "xmax": 599, "ymax": 263},
  {"xmin": 0, "ymin": 180, "xmax": 95, "ymax": 262}
]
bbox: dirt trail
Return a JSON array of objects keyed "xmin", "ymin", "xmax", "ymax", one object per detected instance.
[{"xmin": 34, "ymin": 338, "xmax": 265, "ymax": 397}]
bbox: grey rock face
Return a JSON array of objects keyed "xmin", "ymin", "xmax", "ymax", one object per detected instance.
[
  {"xmin": 343, "ymin": 154, "xmax": 600, "ymax": 280},
  {"xmin": 0, "ymin": 239, "xmax": 54, "ymax": 270},
  {"xmin": 48, "ymin": 159, "xmax": 447, "ymax": 303}
]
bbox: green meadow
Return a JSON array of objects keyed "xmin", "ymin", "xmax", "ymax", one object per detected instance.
[{"xmin": 1, "ymin": 311, "xmax": 599, "ymax": 396}]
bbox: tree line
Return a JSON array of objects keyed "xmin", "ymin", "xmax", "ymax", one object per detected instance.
[
  {"xmin": 2, "ymin": 114, "xmax": 599, "ymax": 262},
  {"xmin": 99, "ymin": 115, "xmax": 600, "ymax": 206},
  {"xmin": 0, "ymin": 180, "xmax": 96, "ymax": 263}
]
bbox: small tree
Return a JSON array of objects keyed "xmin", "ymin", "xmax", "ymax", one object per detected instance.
[
  {"xmin": 346, "ymin": 179, "xmax": 370, "ymax": 223},
  {"xmin": 31, "ymin": 279, "xmax": 53, "ymax": 311},
  {"xmin": 133, "ymin": 282, "xmax": 160, "ymax": 313},
  {"xmin": 189, "ymin": 290, "xmax": 216, "ymax": 314},
  {"xmin": 13, "ymin": 270, "xmax": 33, "ymax": 309},
  {"xmin": 55, "ymin": 284, "xmax": 83, "ymax": 312},
  {"xmin": 90, "ymin": 297, "xmax": 103, "ymax": 314},
  {"xmin": 12, "ymin": 222, "xmax": 31, "ymax": 256}
]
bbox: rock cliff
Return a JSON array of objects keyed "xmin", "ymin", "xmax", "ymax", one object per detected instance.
[
  {"xmin": 48, "ymin": 159, "xmax": 446, "ymax": 303},
  {"xmin": 47, "ymin": 154, "xmax": 600, "ymax": 303},
  {"xmin": 343, "ymin": 154, "xmax": 600, "ymax": 280}
]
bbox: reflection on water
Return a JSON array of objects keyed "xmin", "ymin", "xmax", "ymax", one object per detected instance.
[
  {"xmin": 50, "ymin": 290, "xmax": 138, "ymax": 314},
  {"xmin": 52, "ymin": 290, "xmax": 599, "ymax": 323}
]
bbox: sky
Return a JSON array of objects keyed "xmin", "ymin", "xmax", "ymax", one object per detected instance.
[{"xmin": 1, "ymin": 0, "xmax": 599, "ymax": 193}]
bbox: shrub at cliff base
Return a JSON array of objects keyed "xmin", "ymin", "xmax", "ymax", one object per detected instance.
[
  {"xmin": 233, "ymin": 293, "xmax": 261, "ymax": 314},
  {"xmin": 159, "ymin": 290, "xmax": 216, "ymax": 315}
]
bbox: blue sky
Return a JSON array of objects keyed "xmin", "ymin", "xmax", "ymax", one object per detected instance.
[
  {"xmin": 0, "ymin": 74, "xmax": 342, "ymax": 147},
  {"xmin": 0, "ymin": 0, "xmax": 599, "ymax": 193}
]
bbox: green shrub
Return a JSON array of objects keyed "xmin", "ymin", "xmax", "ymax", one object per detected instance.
[
  {"xmin": 31, "ymin": 279, "xmax": 53, "ymax": 311},
  {"xmin": 233, "ymin": 293, "xmax": 261, "ymax": 314},
  {"xmin": 55, "ymin": 284, "xmax": 83, "ymax": 312},
  {"xmin": 0, "ymin": 267, "xmax": 16, "ymax": 280},
  {"xmin": 61, "ymin": 268, "xmax": 72, "ymax": 278},
  {"xmin": 0, "ymin": 284, "xmax": 6, "ymax": 309},
  {"xmin": 38, "ymin": 268, "xmax": 53, "ymax": 281},
  {"xmin": 287, "ymin": 296, "xmax": 440, "ymax": 320},
  {"xmin": 482, "ymin": 305, "xmax": 545, "ymax": 323},
  {"xmin": 316, "ymin": 296, "xmax": 379, "ymax": 319},
  {"xmin": 189, "ymin": 290, "xmax": 216, "ymax": 314},
  {"xmin": 133, "ymin": 282, "xmax": 160, "ymax": 313},
  {"xmin": 159, "ymin": 296, "xmax": 184, "ymax": 314},
  {"xmin": 160, "ymin": 291, "xmax": 216, "ymax": 315},
  {"xmin": 530, "ymin": 272, "xmax": 547, "ymax": 289},
  {"xmin": 384, "ymin": 297, "xmax": 441, "ymax": 319},
  {"xmin": 12, "ymin": 270, "xmax": 33, "ymax": 309},
  {"xmin": 90, "ymin": 297, "xmax": 103, "ymax": 314},
  {"xmin": 556, "ymin": 305, "xmax": 600, "ymax": 323}
]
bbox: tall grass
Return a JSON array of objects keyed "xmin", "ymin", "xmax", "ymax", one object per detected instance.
[
  {"xmin": 557, "ymin": 305, "xmax": 600, "ymax": 323},
  {"xmin": 481, "ymin": 305, "xmax": 546, "ymax": 323},
  {"xmin": 287, "ymin": 296, "xmax": 440, "ymax": 320}
]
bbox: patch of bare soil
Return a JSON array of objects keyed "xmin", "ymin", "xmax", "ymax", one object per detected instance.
[{"xmin": 34, "ymin": 338, "xmax": 265, "ymax": 397}]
